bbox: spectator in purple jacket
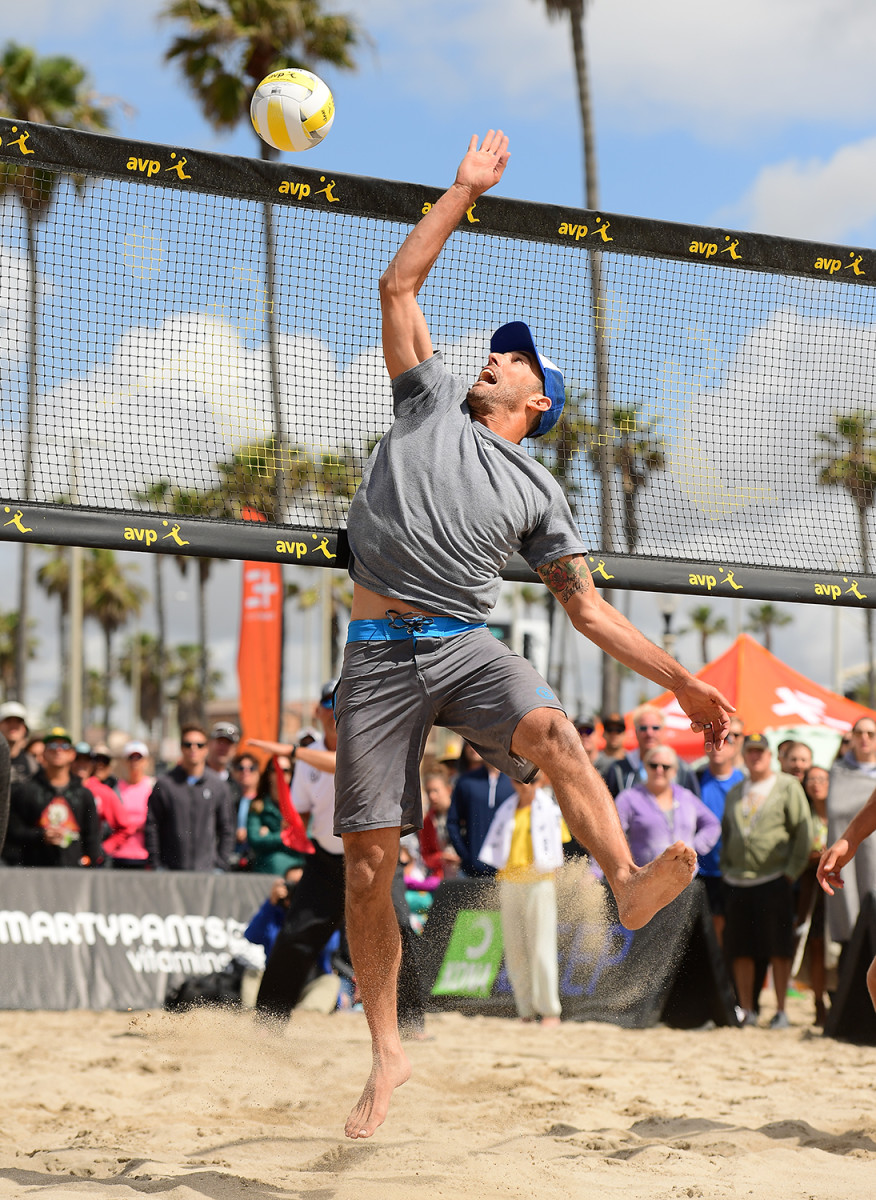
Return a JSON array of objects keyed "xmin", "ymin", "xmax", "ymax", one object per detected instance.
[{"xmin": 614, "ymin": 745, "xmax": 720, "ymax": 869}]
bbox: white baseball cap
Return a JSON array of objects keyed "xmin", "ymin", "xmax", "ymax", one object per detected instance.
[
  {"xmin": 0, "ymin": 701, "xmax": 28, "ymax": 725},
  {"xmin": 124, "ymin": 740, "xmax": 149, "ymax": 758}
]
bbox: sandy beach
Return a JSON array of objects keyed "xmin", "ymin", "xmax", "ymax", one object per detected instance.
[{"xmin": 0, "ymin": 993, "xmax": 873, "ymax": 1200}]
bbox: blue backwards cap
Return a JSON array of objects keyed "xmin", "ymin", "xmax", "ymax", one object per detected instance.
[{"xmin": 489, "ymin": 321, "xmax": 565, "ymax": 438}]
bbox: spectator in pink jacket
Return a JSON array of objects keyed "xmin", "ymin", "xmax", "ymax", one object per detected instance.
[{"xmin": 101, "ymin": 741, "xmax": 154, "ymax": 869}]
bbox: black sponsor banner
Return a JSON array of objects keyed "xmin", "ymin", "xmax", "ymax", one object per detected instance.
[
  {"xmin": 0, "ymin": 118, "xmax": 873, "ymax": 287},
  {"xmin": 0, "ymin": 869, "xmax": 268, "ymax": 1010},
  {"xmin": 824, "ymin": 890, "xmax": 876, "ymax": 1045},
  {"xmin": 419, "ymin": 878, "xmax": 738, "ymax": 1029}
]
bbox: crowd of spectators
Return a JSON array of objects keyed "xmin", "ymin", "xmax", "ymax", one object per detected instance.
[{"xmin": 1, "ymin": 694, "xmax": 873, "ymax": 1031}]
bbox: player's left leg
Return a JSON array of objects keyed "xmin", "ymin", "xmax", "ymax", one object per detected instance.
[
  {"xmin": 511, "ymin": 707, "xmax": 695, "ymax": 929},
  {"xmin": 342, "ymin": 825, "xmax": 411, "ymax": 1139}
]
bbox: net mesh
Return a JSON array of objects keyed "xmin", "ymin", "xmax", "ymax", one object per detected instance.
[{"xmin": 2, "ymin": 122, "xmax": 875, "ymax": 590}]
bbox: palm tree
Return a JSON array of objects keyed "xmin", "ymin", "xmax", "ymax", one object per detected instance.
[
  {"xmin": 682, "ymin": 604, "xmax": 728, "ymax": 667},
  {"xmin": 135, "ymin": 480, "xmax": 222, "ymax": 724},
  {"xmin": 0, "ymin": 43, "xmax": 115, "ymax": 705},
  {"xmin": 170, "ymin": 643, "xmax": 224, "ymax": 728},
  {"xmin": 118, "ymin": 632, "xmax": 165, "ymax": 741},
  {"xmin": 0, "ymin": 610, "xmax": 36, "ymax": 700},
  {"xmin": 134, "ymin": 481, "xmax": 177, "ymax": 746},
  {"xmin": 173, "ymin": 553, "xmax": 215, "ymax": 724},
  {"xmin": 82, "ymin": 549, "xmax": 147, "ymax": 735},
  {"xmin": 815, "ymin": 411, "xmax": 876, "ymax": 706},
  {"xmin": 82, "ymin": 668, "xmax": 110, "ymax": 735},
  {"xmin": 586, "ymin": 405, "xmax": 665, "ymax": 557},
  {"xmin": 536, "ymin": 1, "xmax": 618, "ymax": 712},
  {"xmin": 36, "ymin": 545, "xmax": 71, "ymax": 707},
  {"xmin": 744, "ymin": 603, "xmax": 793, "ymax": 655},
  {"xmin": 161, "ymin": 0, "xmax": 361, "ymax": 523}
]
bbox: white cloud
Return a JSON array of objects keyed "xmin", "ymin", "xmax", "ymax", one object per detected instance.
[
  {"xmin": 633, "ymin": 307, "xmax": 876, "ymax": 573},
  {"xmin": 589, "ymin": 0, "xmax": 876, "ymax": 136},
  {"xmin": 720, "ymin": 136, "xmax": 876, "ymax": 241},
  {"xmin": 0, "ymin": 245, "xmax": 30, "ymax": 364},
  {"xmin": 341, "ymin": 0, "xmax": 876, "ymax": 139},
  {"xmin": 0, "ymin": 310, "xmax": 396, "ymax": 521}
]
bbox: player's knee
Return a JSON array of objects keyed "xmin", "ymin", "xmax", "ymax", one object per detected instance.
[
  {"xmin": 344, "ymin": 839, "xmax": 393, "ymax": 899},
  {"xmin": 525, "ymin": 709, "xmax": 581, "ymax": 765}
]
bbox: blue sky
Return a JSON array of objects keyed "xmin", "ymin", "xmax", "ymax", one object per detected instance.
[
  {"xmin": 7, "ymin": 0, "xmax": 876, "ymax": 242},
  {"xmin": 3, "ymin": 0, "xmax": 876, "ymax": 726}
]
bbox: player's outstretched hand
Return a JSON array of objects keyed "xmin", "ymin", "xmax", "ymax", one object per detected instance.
[
  {"xmin": 673, "ymin": 679, "xmax": 735, "ymax": 751},
  {"xmin": 817, "ymin": 838, "xmax": 852, "ymax": 896},
  {"xmin": 455, "ymin": 130, "xmax": 510, "ymax": 199}
]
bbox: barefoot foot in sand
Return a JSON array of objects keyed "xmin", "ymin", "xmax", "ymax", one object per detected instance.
[
  {"xmin": 344, "ymin": 1048, "xmax": 411, "ymax": 1139},
  {"xmin": 613, "ymin": 841, "xmax": 696, "ymax": 930}
]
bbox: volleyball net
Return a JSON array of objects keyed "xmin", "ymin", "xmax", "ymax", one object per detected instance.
[{"xmin": 1, "ymin": 118, "xmax": 875, "ymax": 607}]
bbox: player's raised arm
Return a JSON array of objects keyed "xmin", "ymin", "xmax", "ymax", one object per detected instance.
[
  {"xmin": 537, "ymin": 554, "xmax": 734, "ymax": 749},
  {"xmin": 379, "ymin": 131, "xmax": 510, "ymax": 379}
]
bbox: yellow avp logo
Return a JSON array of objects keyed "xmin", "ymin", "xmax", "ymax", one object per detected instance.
[
  {"xmin": 689, "ymin": 236, "xmax": 742, "ymax": 261},
  {"xmin": 125, "ymin": 150, "xmax": 191, "ymax": 180}
]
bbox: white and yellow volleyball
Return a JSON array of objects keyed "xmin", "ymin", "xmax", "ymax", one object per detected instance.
[{"xmin": 250, "ymin": 69, "xmax": 335, "ymax": 153}]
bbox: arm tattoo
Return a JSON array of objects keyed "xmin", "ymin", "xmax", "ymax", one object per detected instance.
[{"xmin": 537, "ymin": 558, "xmax": 592, "ymax": 605}]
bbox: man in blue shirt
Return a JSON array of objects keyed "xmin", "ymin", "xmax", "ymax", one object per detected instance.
[
  {"xmin": 696, "ymin": 730, "xmax": 744, "ymax": 943},
  {"xmin": 446, "ymin": 749, "xmax": 516, "ymax": 878}
]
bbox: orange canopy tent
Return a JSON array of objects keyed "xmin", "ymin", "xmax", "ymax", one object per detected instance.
[{"xmin": 626, "ymin": 633, "xmax": 876, "ymax": 761}]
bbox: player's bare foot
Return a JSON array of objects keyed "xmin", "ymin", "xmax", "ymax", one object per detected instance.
[
  {"xmin": 344, "ymin": 1048, "xmax": 411, "ymax": 1139},
  {"xmin": 540, "ymin": 1016, "xmax": 561, "ymax": 1028},
  {"xmin": 612, "ymin": 841, "xmax": 696, "ymax": 930}
]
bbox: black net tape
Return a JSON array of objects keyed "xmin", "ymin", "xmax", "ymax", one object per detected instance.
[{"xmin": 2, "ymin": 120, "xmax": 875, "ymax": 606}]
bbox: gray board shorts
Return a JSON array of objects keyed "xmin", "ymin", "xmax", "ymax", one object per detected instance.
[{"xmin": 333, "ymin": 618, "xmax": 567, "ymax": 838}]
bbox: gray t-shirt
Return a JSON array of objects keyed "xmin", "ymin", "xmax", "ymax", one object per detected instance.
[{"xmin": 346, "ymin": 353, "xmax": 586, "ymax": 622}]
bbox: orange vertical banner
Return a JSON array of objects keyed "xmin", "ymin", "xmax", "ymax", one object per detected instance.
[{"xmin": 237, "ymin": 509, "xmax": 283, "ymax": 744}]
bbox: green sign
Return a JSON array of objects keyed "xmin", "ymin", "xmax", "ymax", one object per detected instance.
[{"xmin": 431, "ymin": 909, "xmax": 504, "ymax": 998}]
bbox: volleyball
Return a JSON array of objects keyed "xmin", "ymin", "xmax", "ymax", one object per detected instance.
[{"xmin": 250, "ymin": 69, "xmax": 335, "ymax": 153}]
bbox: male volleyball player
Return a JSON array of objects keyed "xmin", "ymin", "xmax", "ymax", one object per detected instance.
[{"xmin": 335, "ymin": 129, "xmax": 734, "ymax": 1140}]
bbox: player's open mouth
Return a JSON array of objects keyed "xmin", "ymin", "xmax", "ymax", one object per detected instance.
[{"xmin": 478, "ymin": 367, "xmax": 497, "ymax": 385}]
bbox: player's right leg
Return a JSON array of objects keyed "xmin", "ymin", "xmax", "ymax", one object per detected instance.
[
  {"xmin": 342, "ymin": 825, "xmax": 411, "ymax": 1139},
  {"xmin": 333, "ymin": 633, "xmax": 432, "ymax": 1137}
]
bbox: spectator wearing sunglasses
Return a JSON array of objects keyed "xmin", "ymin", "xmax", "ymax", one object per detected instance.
[
  {"xmin": 228, "ymin": 751, "xmax": 261, "ymax": 864},
  {"xmin": 1, "ymin": 727, "xmax": 101, "ymax": 867},
  {"xmin": 592, "ymin": 712, "xmax": 628, "ymax": 774},
  {"xmin": 246, "ymin": 755, "xmax": 307, "ymax": 880},
  {"xmin": 143, "ymin": 724, "xmax": 235, "ymax": 871},
  {"xmin": 574, "ymin": 716, "xmax": 600, "ymax": 764},
  {"xmin": 600, "ymin": 705, "xmax": 701, "ymax": 800},
  {"xmin": 721, "ymin": 733, "xmax": 812, "ymax": 1029},
  {"xmin": 614, "ymin": 746, "xmax": 719, "ymax": 871}
]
